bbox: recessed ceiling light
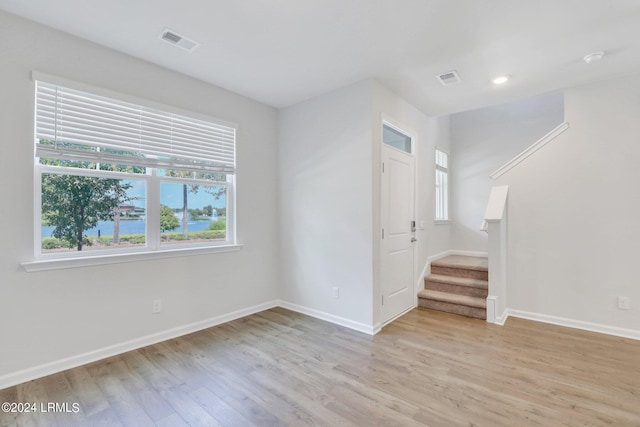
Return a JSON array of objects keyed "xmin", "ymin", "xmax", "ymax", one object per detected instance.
[
  {"xmin": 492, "ymin": 75, "xmax": 511, "ymax": 85},
  {"xmin": 583, "ymin": 51, "xmax": 604, "ymax": 64}
]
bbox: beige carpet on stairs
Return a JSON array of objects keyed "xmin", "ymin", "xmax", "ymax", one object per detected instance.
[{"xmin": 418, "ymin": 255, "xmax": 488, "ymax": 320}]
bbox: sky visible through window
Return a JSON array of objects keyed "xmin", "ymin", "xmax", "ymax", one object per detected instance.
[
  {"xmin": 124, "ymin": 180, "xmax": 226, "ymax": 211},
  {"xmin": 41, "ymin": 180, "xmax": 227, "ymax": 239}
]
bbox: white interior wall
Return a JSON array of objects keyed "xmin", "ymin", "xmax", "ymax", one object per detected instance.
[
  {"xmin": 277, "ymin": 80, "xmax": 375, "ymax": 331},
  {"xmin": 0, "ymin": 11, "xmax": 280, "ymax": 382},
  {"xmin": 278, "ymin": 80, "xmax": 453, "ymax": 331},
  {"xmin": 496, "ymin": 75, "xmax": 640, "ymax": 334},
  {"xmin": 450, "ymin": 93, "xmax": 564, "ymax": 252}
]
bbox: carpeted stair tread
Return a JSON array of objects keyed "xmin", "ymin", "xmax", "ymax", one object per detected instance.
[
  {"xmin": 431, "ymin": 255, "xmax": 488, "ymax": 272},
  {"xmin": 417, "ymin": 289, "xmax": 486, "ymax": 309},
  {"xmin": 425, "ymin": 274, "xmax": 487, "ymax": 289},
  {"xmin": 418, "ymin": 299, "xmax": 487, "ymax": 320},
  {"xmin": 418, "ymin": 255, "xmax": 489, "ymax": 319}
]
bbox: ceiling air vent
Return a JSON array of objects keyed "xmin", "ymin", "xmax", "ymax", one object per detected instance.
[
  {"xmin": 437, "ymin": 70, "xmax": 462, "ymax": 86},
  {"xmin": 159, "ymin": 28, "xmax": 199, "ymax": 52}
]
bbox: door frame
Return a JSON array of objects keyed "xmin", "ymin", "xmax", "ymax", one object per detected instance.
[{"xmin": 378, "ymin": 114, "xmax": 419, "ymax": 327}]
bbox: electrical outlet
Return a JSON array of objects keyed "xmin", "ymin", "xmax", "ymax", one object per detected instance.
[
  {"xmin": 152, "ymin": 299, "xmax": 162, "ymax": 314},
  {"xmin": 419, "ymin": 220, "xmax": 426, "ymax": 229},
  {"xmin": 617, "ymin": 296, "xmax": 630, "ymax": 310},
  {"xmin": 332, "ymin": 287, "xmax": 340, "ymax": 299}
]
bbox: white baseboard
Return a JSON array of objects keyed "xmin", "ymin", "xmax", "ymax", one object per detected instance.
[
  {"xmin": 494, "ymin": 312, "xmax": 508, "ymax": 326},
  {"xmin": 0, "ymin": 300, "xmax": 279, "ymax": 390},
  {"xmin": 426, "ymin": 249, "xmax": 488, "ymax": 264},
  {"xmin": 378, "ymin": 305, "xmax": 415, "ymax": 333},
  {"xmin": 427, "ymin": 250, "xmax": 451, "ymax": 263},
  {"xmin": 486, "ymin": 296, "xmax": 496, "ymax": 323},
  {"xmin": 278, "ymin": 300, "xmax": 376, "ymax": 335},
  {"xmin": 449, "ymin": 249, "xmax": 488, "ymax": 258},
  {"xmin": 417, "ymin": 258, "xmax": 432, "ymax": 291},
  {"xmin": 504, "ymin": 309, "xmax": 640, "ymax": 341},
  {"xmin": 422, "ymin": 250, "xmax": 453, "ymax": 278}
]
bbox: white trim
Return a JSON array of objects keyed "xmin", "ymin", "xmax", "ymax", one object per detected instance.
[
  {"xmin": 483, "ymin": 185, "xmax": 509, "ymax": 222},
  {"xmin": 417, "ymin": 257, "xmax": 431, "ymax": 292},
  {"xmin": 427, "ymin": 250, "xmax": 452, "ymax": 263},
  {"xmin": 22, "ymin": 244, "xmax": 243, "ymax": 272},
  {"xmin": 485, "ymin": 297, "xmax": 509, "ymax": 325},
  {"xmin": 416, "ymin": 251, "xmax": 448, "ymax": 304},
  {"xmin": 450, "ymin": 249, "xmax": 488, "ymax": 258},
  {"xmin": 378, "ymin": 305, "xmax": 415, "ymax": 333},
  {"xmin": 379, "ymin": 113, "xmax": 418, "ymax": 326},
  {"xmin": 278, "ymin": 300, "xmax": 376, "ymax": 335},
  {"xmin": 0, "ymin": 300, "xmax": 278, "ymax": 390},
  {"xmin": 494, "ymin": 312, "xmax": 508, "ymax": 326},
  {"xmin": 381, "ymin": 118, "xmax": 416, "ymax": 155},
  {"xmin": 424, "ymin": 249, "xmax": 488, "ymax": 266},
  {"xmin": 489, "ymin": 122, "xmax": 569, "ymax": 179},
  {"xmin": 503, "ymin": 309, "xmax": 640, "ymax": 341},
  {"xmin": 486, "ymin": 296, "xmax": 497, "ymax": 323},
  {"xmin": 434, "ymin": 148, "xmax": 449, "ymax": 221}
]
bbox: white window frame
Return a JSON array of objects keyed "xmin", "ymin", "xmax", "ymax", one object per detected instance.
[
  {"xmin": 24, "ymin": 73, "xmax": 241, "ymax": 272},
  {"xmin": 382, "ymin": 122, "xmax": 414, "ymax": 155},
  {"xmin": 435, "ymin": 148, "xmax": 449, "ymax": 223}
]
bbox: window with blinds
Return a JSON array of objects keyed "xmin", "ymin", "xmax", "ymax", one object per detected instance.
[
  {"xmin": 35, "ymin": 81, "xmax": 236, "ymax": 174},
  {"xmin": 435, "ymin": 149, "xmax": 449, "ymax": 222},
  {"xmin": 33, "ymin": 77, "xmax": 236, "ymax": 258}
]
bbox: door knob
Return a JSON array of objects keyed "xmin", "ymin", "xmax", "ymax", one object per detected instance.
[{"xmin": 411, "ymin": 237, "xmax": 417, "ymax": 243}]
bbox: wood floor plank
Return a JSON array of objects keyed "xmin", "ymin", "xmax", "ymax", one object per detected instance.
[
  {"xmin": 64, "ymin": 366, "xmax": 110, "ymax": 418},
  {"xmin": 1, "ymin": 307, "xmax": 639, "ymax": 427},
  {"xmin": 88, "ymin": 358, "xmax": 156, "ymax": 427},
  {"xmin": 153, "ymin": 413, "xmax": 189, "ymax": 427}
]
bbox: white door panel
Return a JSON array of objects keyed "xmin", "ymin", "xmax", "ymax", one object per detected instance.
[
  {"xmin": 388, "ymin": 158, "xmax": 411, "ymax": 234},
  {"xmin": 381, "ymin": 142, "xmax": 415, "ymax": 324}
]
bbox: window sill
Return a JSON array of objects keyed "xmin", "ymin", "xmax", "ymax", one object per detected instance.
[
  {"xmin": 435, "ymin": 220, "xmax": 451, "ymax": 225},
  {"xmin": 21, "ymin": 244, "xmax": 243, "ymax": 272}
]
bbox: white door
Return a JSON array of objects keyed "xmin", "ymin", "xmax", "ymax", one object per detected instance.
[{"xmin": 381, "ymin": 125, "xmax": 416, "ymax": 324}]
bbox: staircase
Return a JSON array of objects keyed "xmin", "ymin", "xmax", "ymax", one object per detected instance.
[{"xmin": 418, "ymin": 255, "xmax": 488, "ymax": 319}]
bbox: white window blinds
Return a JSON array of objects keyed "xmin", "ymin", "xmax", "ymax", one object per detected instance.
[
  {"xmin": 35, "ymin": 81, "xmax": 236, "ymax": 174},
  {"xmin": 435, "ymin": 149, "xmax": 448, "ymax": 169}
]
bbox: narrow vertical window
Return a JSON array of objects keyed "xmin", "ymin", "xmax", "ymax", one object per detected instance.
[{"xmin": 435, "ymin": 149, "xmax": 449, "ymax": 222}]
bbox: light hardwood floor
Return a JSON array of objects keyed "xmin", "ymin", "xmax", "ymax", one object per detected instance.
[{"xmin": 1, "ymin": 307, "xmax": 639, "ymax": 426}]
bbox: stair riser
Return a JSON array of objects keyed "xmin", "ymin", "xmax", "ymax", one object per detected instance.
[
  {"xmin": 418, "ymin": 298, "xmax": 486, "ymax": 320},
  {"xmin": 424, "ymin": 280, "xmax": 488, "ymax": 298},
  {"xmin": 431, "ymin": 265, "xmax": 488, "ymax": 281}
]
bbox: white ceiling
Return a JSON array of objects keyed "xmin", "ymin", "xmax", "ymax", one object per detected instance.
[{"xmin": 1, "ymin": 0, "xmax": 639, "ymax": 116}]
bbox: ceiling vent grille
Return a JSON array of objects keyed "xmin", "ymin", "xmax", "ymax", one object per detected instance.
[
  {"xmin": 159, "ymin": 28, "xmax": 199, "ymax": 52},
  {"xmin": 437, "ymin": 70, "xmax": 462, "ymax": 86}
]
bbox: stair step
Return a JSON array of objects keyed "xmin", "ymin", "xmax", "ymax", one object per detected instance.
[
  {"xmin": 418, "ymin": 290, "xmax": 487, "ymax": 308},
  {"xmin": 431, "ymin": 255, "xmax": 488, "ymax": 271},
  {"xmin": 424, "ymin": 274, "xmax": 488, "ymax": 298},
  {"xmin": 431, "ymin": 255, "xmax": 488, "ymax": 281},
  {"xmin": 418, "ymin": 298, "xmax": 487, "ymax": 320},
  {"xmin": 425, "ymin": 274, "xmax": 487, "ymax": 289},
  {"xmin": 417, "ymin": 290, "xmax": 487, "ymax": 320}
]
